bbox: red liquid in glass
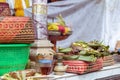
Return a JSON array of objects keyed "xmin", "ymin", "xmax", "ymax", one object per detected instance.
[{"xmin": 40, "ymin": 67, "xmax": 52, "ymax": 75}]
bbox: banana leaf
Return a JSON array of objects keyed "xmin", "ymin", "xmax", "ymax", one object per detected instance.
[
  {"xmin": 79, "ymin": 50, "xmax": 87, "ymax": 55},
  {"xmin": 63, "ymin": 55, "xmax": 79, "ymax": 60},
  {"xmin": 59, "ymin": 47, "xmax": 72, "ymax": 53},
  {"xmin": 77, "ymin": 55, "xmax": 97, "ymax": 62},
  {"xmin": 101, "ymin": 51, "xmax": 110, "ymax": 56}
]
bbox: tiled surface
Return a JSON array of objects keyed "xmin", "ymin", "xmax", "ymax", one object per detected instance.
[{"xmin": 52, "ymin": 63, "xmax": 120, "ymax": 80}]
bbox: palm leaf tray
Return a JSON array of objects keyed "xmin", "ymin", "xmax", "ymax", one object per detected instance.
[{"xmin": 63, "ymin": 58, "xmax": 103, "ymax": 74}]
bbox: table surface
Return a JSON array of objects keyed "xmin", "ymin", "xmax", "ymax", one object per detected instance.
[
  {"xmin": 1, "ymin": 63, "xmax": 120, "ymax": 80},
  {"xmin": 51, "ymin": 63, "xmax": 120, "ymax": 80}
]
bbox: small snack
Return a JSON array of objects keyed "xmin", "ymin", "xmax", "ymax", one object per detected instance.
[{"xmin": 1, "ymin": 69, "xmax": 36, "ymax": 80}]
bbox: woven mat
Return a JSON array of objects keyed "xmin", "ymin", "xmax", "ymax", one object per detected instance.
[{"xmin": 95, "ymin": 74, "xmax": 120, "ymax": 80}]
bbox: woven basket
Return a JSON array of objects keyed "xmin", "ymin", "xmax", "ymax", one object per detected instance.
[
  {"xmin": 0, "ymin": 44, "xmax": 30, "ymax": 76},
  {"xmin": 102, "ymin": 55, "xmax": 115, "ymax": 67},
  {"xmin": 63, "ymin": 58, "xmax": 103, "ymax": 74},
  {"xmin": 0, "ymin": 2, "xmax": 11, "ymax": 16},
  {"xmin": 0, "ymin": 16, "xmax": 35, "ymax": 43}
]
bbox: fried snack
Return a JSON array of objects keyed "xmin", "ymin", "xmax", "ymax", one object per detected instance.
[{"xmin": 1, "ymin": 69, "xmax": 36, "ymax": 80}]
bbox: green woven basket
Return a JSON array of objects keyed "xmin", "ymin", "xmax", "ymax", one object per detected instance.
[{"xmin": 0, "ymin": 44, "xmax": 30, "ymax": 76}]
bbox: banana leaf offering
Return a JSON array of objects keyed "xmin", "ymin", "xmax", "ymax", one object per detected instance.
[
  {"xmin": 87, "ymin": 40, "xmax": 109, "ymax": 51},
  {"xmin": 58, "ymin": 40, "xmax": 111, "ymax": 62}
]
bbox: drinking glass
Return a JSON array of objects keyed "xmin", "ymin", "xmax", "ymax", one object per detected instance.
[{"xmin": 39, "ymin": 59, "xmax": 52, "ymax": 75}]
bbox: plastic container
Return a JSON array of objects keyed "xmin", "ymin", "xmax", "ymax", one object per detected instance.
[{"xmin": 0, "ymin": 44, "xmax": 30, "ymax": 76}]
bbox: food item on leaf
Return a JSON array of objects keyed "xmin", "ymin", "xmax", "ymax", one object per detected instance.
[
  {"xmin": 48, "ymin": 14, "xmax": 71, "ymax": 35},
  {"xmin": 79, "ymin": 48, "xmax": 101, "ymax": 57},
  {"xmin": 58, "ymin": 40, "xmax": 111, "ymax": 62},
  {"xmin": 72, "ymin": 41, "xmax": 88, "ymax": 48},
  {"xmin": 87, "ymin": 40, "xmax": 109, "ymax": 51},
  {"xmin": 71, "ymin": 41, "xmax": 89, "ymax": 51},
  {"xmin": 100, "ymin": 51, "xmax": 110, "ymax": 56},
  {"xmin": 87, "ymin": 40, "xmax": 102, "ymax": 48},
  {"xmin": 26, "ymin": 73, "xmax": 44, "ymax": 80}
]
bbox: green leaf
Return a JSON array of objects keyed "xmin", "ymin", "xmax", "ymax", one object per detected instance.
[
  {"xmin": 79, "ymin": 50, "xmax": 87, "ymax": 55},
  {"xmin": 69, "ymin": 55, "xmax": 79, "ymax": 60},
  {"xmin": 77, "ymin": 55, "xmax": 97, "ymax": 62},
  {"xmin": 59, "ymin": 48, "xmax": 72, "ymax": 53},
  {"xmin": 56, "ymin": 14, "xmax": 66, "ymax": 26},
  {"xmin": 63, "ymin": 55, "xmax": 79, "ymax": 60}
]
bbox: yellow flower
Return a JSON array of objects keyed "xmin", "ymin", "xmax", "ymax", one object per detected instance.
[
  {"xmin": 48, "ymin": 23, "xmax": 59, "ymax": 30},
  {"xmin": 14, "ymin": 0, "xmax": 24, "ymax": 16},
  {"xmin": 15, "ymin": 9, "xmax": 24, "ymax": 16},
  {"xmin": 0, "ymin": 0, "xmax": 6, "ymax": 2}
]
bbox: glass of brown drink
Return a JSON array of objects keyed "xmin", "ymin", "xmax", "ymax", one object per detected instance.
[{"xmin": 39, "ymin": 59, "xmax": 52, "ymax": 75}]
